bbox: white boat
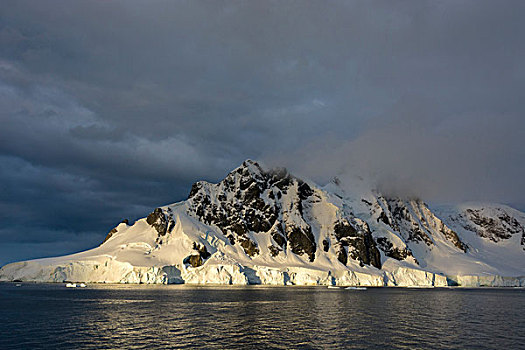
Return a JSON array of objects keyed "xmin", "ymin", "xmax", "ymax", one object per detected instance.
[
  {"xmin": 65, "ymin": 283, "xmax": 77, "ymax": 288},
  {"xmin": 15, "ymin": 283, "xmax": 21, "ymax": 287},
  {"xmin": 327, "ymin": 286, "xmax": 340, "ymax": 289},
  {"xmin": 345, "ymin": 286, "xmax": 367, "ymax": 290},
  {"xmin": 79, "ymin": 283, "xmax": 87, "ymax": 288}
]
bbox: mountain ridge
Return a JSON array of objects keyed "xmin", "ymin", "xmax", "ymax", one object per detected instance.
[{"xmin": 1, "ymin": 160, "xmax": 524, "ymax": 286}]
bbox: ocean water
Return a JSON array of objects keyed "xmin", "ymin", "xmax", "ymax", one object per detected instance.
[{"xmin": 0, "ymin": 283, "xmax": 523, "ymax": 349}]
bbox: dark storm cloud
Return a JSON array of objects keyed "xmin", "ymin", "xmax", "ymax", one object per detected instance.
[{"xmin": 1, "ymin": 0, "xmax": 524, "ymax": 264}]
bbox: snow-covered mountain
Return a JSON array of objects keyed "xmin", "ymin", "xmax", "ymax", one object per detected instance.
[{"xmin": 1, "ymin": 160, "xmax": 524, "ymax": 286}]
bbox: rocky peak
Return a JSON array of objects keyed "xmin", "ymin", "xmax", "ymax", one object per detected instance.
[
  {"xmin": 185, "ymin": 160, "xmax": 317, "ymax": 261},
  {"xmin": 183, "ymin": 160, "xmax": 387, "ymax": 267}
]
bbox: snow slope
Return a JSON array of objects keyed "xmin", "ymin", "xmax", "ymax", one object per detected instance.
[{"xmin": 1, "ymin": 160, "xmax": 524, "ymax": 286}]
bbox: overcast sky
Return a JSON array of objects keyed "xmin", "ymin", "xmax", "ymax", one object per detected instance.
[{"xmin": 1, "ymin": 0, "xmax": 524, "ymax": 265}]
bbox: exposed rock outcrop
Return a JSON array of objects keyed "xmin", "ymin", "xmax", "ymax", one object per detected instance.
[
  {"xmin": 462, "ymin": 208, "xmax": 524, "ymax": 246},
  {"xmin": 371, "ymin": 197, "xmax": 468, "ymax": 252},
  {"xmin": 376, "ymin": 237, "xmax": 416, "ymax": 263},
  {"xmin": 183, "ymin": 242, "xmax": 211, "ymax": 268},
  {"xmin": 186, "ymin": 160, "xmax": 318, "ymax": 261},
  {"xmin": 146, "ymin": 208, "xmax": 175, "ymax": 243},
  {"xmin": 101, "ymin": 219, "xmax": 130, "ymax": 244},
  {"xmin": 333, "ymin": 219, "xmax": 381, "ymax": 268}
]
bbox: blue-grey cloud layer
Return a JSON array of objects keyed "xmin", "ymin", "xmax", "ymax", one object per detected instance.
[{"xmin": 1, "ymin": 1, "xmax": 524, "ymax": 265}]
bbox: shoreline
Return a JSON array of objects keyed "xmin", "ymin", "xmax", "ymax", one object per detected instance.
[{"xmin": 2, "ymin": 280, "xmax": 524, "ymax": 289}]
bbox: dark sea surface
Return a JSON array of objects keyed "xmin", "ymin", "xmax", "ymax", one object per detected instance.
[{"xmin": 0, "ymin": 283, "xmax": 523, "ymax": 350}]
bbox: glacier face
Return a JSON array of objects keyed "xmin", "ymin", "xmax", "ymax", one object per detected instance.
[{"xmin": 1, "ymin": 160, "xmax": 524, "ymax": 287}]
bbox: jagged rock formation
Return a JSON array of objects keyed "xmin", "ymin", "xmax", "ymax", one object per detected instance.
[
  {"xmin": 458, "ymin": 208, "xmax": 525, "ymax": 247},
  {"xmin": 370, "ymin": 197, "xmax": 467, "ymax": 252},
  {"xmin": 376, "ymin": 237, "xmax": 416, "ymax": 263},
  {"xmin": 183, "ymin": 242, "xmax": 211, "ymax": 268},
  {"xmin": 333, "ymin": 219, "xmax": 381, "ymax": 268},
  {"xmin": 146, "ymin": 208, "xmax": 175, "ymax": 244},
  {"xmin": 187, "ymin": 162, "xmax": 318, "ymax": 262},
  {"xmin": 1, "ymin": 160, "xmax": 524, "ymax": 286}
]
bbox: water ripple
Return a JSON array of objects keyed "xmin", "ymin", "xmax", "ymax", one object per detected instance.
[{"xmin": 0, "ymin": 284, "xmax": 523, "ymax": 349}]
